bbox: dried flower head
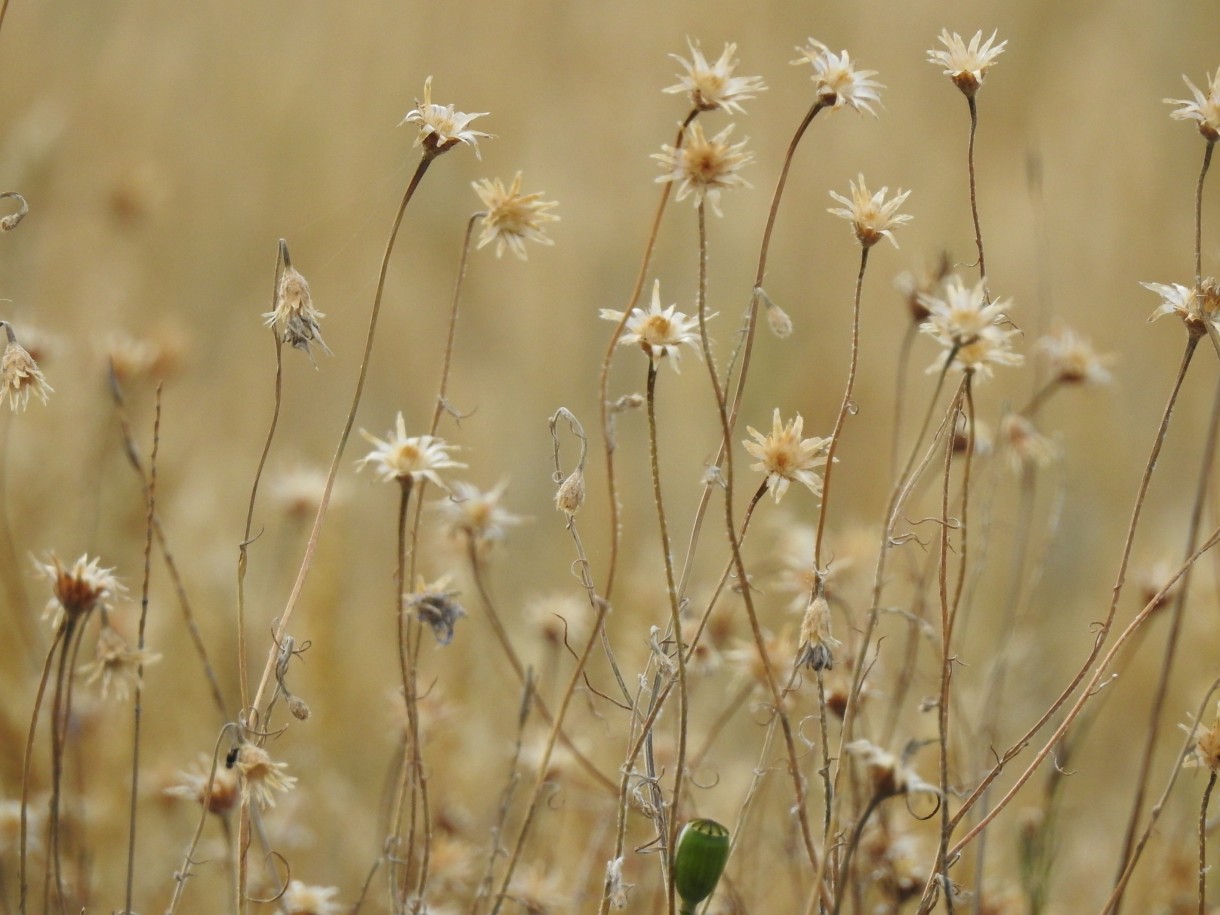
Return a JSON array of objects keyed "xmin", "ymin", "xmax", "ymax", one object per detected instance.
[
  {"xmin": 664, "ymin": 39, "xmax": 767, "ymax": 115},
  {"xmin": 79, "ymin": 625, "xmax": 160, "ymax": 701},
  {"xmin": 263, "ymin": 266, "xmax": 330, "ymax": 364},
  {"xmin": 999, "ymin": 413, "xmax": 1058, "ymax": 472},
  {"xmin": 845, "ymin": 740, "xmax": 940, "ymax": 799},
  {"xmin": 654, "ymin": 122, "xmax": 753, "ymax": 216},
  {"xmin": 356, "ymin": 412, "xmax": 465, "ymax": 487},
  {"xmin": 105, "ymin": 330, "xmax": 183, "ymax": 385},
  {"xmin": 605, "ymin": 855, "xmax": 632, "ymax": 909},
  {"xmin": 405, "ymin": 577, "xmax": 466, "ymax": 645},
  {"xmin": 1166, "ymin": 70, "xmax": 1220, "ymax": 142},
  {"xmin": 165, "ymin": 754, "xmax": 241, "ymax": 815},
  {"xmin": 894, "ymin": 253, "xmax": 952, "ymax": 323},
  {"xmin": 791, "ymin": 39, "xmax": 883, "ymax": 115},
  {"xmin": 600, "ymin": 280, "xmax": 706, "ymax": 372},
  {"xmin": 280, "ymin": 880, "xmax": 343, "ymax": 915},
  {"xmin": 743, "ymin": 408, "xmax": 830, "ymax": 503},
  {"xmin": 233, "ymin": 744, "xmax": 297, "ymax": 809},
  {"xmin": 1, "ymin": 323, "xmax": 52, "ymax": 411},
  {"xmin": 1182, "ymin": 701, "xmax": 1220, "ymax": 771},
  {"xmin": 828, "ymin": 174, "xmax": 913, "ymax": 249},
  {"xmin": 919, "ymin": 276, "xmax": 1023, "ymax": 379},
  {"xmin": 1036, "ymin": 322, "xmax": 1114, "ymax": 386},
  {"xmin": 797, "ymin": 595, "xmax": 842, "ymax": 672},
  {"xmin": 472, "ymin": 172, "xmax": 559, "ymax": 260},
  {"xmin": 436, "ymin": 479, "xmax": 526, "ymax": 550},
  {"xmin": 927, "ymin": 29, "xmax": 1008, "ymax": 97},
  {"xmin": 269, "ymin": 465, "xmax": 341, "ymax": 521},
  {"xmin": 1144, "ymin": 279, "xmax": 1220, "ymax": 337},
  {"xmin": 34, "ymin": 553, "xmax": 123, "ymax": 630},
  {"xmin": 402, "ymin": 76, "xmax": 492, "ymax": 158}
]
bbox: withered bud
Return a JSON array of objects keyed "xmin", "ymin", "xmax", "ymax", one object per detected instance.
[
  {"xmin": 286, "ymin": 694, "xmax": 311, "ymax": 720},
  {"xmin": 555, "ymin": 468, "xmax": 585, "ymax": 517}
]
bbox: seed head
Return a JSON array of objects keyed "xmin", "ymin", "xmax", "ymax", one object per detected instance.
[
  {"xmin": 472, "ymin": 172, "xmax": 559, "ymax": 260},
  {"xmin": 664, "ymin": 38, "xmax": 767, "ymax": 115},
  {"xmin": 792, "ymin": 39, "xmax": 883, "ymax": 115},
  {"xmin": 1182, "ymin": 702, "xmax": 1220, "ymax": 771},
  {"xmin": 999, "ymin": 413, "xmax": 1058, "ymax": 472},
  {"xmin": 263, "ymin": 266, "xmax": 330, "ymax": 364},
  {"xmin": 402, "ymin": 76, "xmax": 492, "ymax": 158},
  {"xmin": 435, "ymin": 479, "xmax": 526, "ymax": 552},
  {"xmin": 280, "ymin": 880, "xmax": 344, "ymax": 915},
  {"xmin": 165, "ymin": 754, "xmax": 240, "ymax": 815},
  {"xmin": 1165, "ymin": 71, "xmax": 1220, "ymax": 142},
  {"xmin": 828, "ymin": 174, "xmax": 912, "ymax": 249},
  {"xmin": 654, "ymin": 122, "xmax": 753, "ymax": 217},
  {"xmin": 1, "ymin": 323, "xmax": 53, "ymax": 411},
  {"xmin": 927, "ymin": 29, "xmax": 1008, "ymax": 98},
  {"xmin": 1036, "ymin": 322, "xmax": 1114, "ymax": 386},
  {"xmin": 797, "ymin": 595, "xmax": 842, "ymax": 672},
  {"xmin": 845, "ymin": 740, "xmax": 940, "ymax": 799},
  {"xmin": 1144, "ymin": 279, "xmax": 1220, "ymax": 337}
]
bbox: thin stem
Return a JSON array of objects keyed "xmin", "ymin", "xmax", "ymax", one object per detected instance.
[
  {"xmin": 1195, "ymin": 140, "xmax": 1215, "ymax": 287},
  {"xmin": 1199, "ymin": 771, "xmax": 1216, "ymax": 915},
  {"xmin": 19, "ymin": 626, "xmax": 65, "ymax": 915},
  {"xmin": 966, "ymin": 95, "xmax": 987, "ymax": 293},
  {"xmin": 829, "ymin": 793, "xmax": 885, "ymax": 915},
  {"xmin": 430, "ymin": 213, "xmax": 479, "ymax": 434},
  {"xmin": 249, "ymin": 154, "xmax": 435, "ymax": 722}
]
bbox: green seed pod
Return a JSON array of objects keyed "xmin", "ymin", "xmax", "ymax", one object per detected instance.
[{"xmin": 674, "ymin": 818, "xmax": 730, "ymax": 911}]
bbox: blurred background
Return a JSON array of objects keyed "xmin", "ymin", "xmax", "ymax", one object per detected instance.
[{"xmin": 0, "ymin": 0, "xmax": 1218, "ymax": 910}]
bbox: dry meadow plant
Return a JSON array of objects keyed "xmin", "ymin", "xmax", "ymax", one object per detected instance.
[{"xmin": 5, "ymin": 14, "xmax": 1220, "ymax": 915}]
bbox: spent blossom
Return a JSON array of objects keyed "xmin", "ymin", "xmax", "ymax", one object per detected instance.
[
  {"xmin": 664, "ymin": 38, "xmax": 767, "ymax": 114},
  {"xmin": 792, "ymin": 39, "xmax": 883, "ymax": 114},
  {"xmin": 472, "ymin": 172, "xmax": 559, "ymax": 260},
  {"xmin": 654, "ymin": 122, "xmax": 753, "ymax": 216},
  {"xmin": 1, "ymin": 322, "xmax": 52, "ymax": 411},
  {"xmin": 1144, "ymin": 279, "xmax": 1220, "ymax": 336},
  {"xmin": 919, "ymin": 276, "xmax": 1023, "ymax": 379},
  {"xmin": 436, "ymin": 479, "xmax": 526, "ymax": 550},
  {"xmin": 280, "ymin": 880, "xmax": 344, "ymax": 915},
  {"xmin": 743, "ymin": 408, "xmax": 830, "ymax": 503},
  {"xmin": 600, "ymin": 280, "xmax": 706, "ymax": 372},
  {"xmin": 1165, "ymin": 70, "xmax": 1220, "ymax": 142},
  {"xmin": 1036, "ymin": 322, "xmax": 1114, "ymax": 386},
  {"xmin": 405, "ymin": 576, "xmax": 466, "ymax": 645},
  {"xmin": 233, "ymin": 744, "xmax": 297, "ymax": 809},
  {"xmin": 34, "ymin": 553, "xmax": 123, "ymax": 630},
  {"xmin": 356, "ymin": 412, "xmax": 465, "ymax": 487},
  {"xmin": 79, "ymin": 625, "xmax": 161, "ymax": 701},
  {"xmin": 402, "ymin": 76, "xmax": 491, "ymax": 158},
  {"xmin": 846, "ymin": 740, "xmax": 941, "ymax": 799},
  {"xmin": 927, "ymin": 29, "xmax": 1008, "ymax": 97},
  {"xmin": 1182, "ymin": 701, "xmax": 1220, "ymax": 771},
  {"xmin": 263, "ymin": 265, "xmax": 330, "ymax": 364},
  {"xmin": 828, "ymin": 174, "xmax": 912, "ymax": 249}
]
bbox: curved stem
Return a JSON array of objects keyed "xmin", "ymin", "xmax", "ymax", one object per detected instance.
[
  {"xmin": 966, "ymin": 95, "xmax": 987, "ymax": 294},
  {"xmin": 430, "ymin": 213, "xmax": 480, "ymax": 435},
  {"xmin": 1195, "ymin": 140, "xmax": 1215, "ymax": 287}
]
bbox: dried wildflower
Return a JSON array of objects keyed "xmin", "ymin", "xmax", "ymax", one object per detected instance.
[
  {"xmin": 1182, "ymin": 701, "xmax": 1220, "ymax": 770},
  {"xmin": 263, "ymin": 266, "xmax": 330, "ymax": 364},
  {"xmin": 758, "ymin": 289, "xmax": 793, "ymax": 338},
  {"xmin": 234, "ymin": 744, "xmax": 297, "ymax": 809},
  {"xmin": 1165, "ymin": 70, "xmax": 1220, "ymax": 142},
  {"xmin": 796, "ymin": 594, "xmax": 842, "ymax": 672},
  {"xmin": 525, "ymin": 592, "xmax": 588, "ymax": 649},
  {"xmin": 356, "ymin": 412, "xmax": 465, "ymax": 487},
  {"xmin": 845, "ymin": 740, "xmax": 940, "ymax": 799},
  {"xmin": 828, "ymin": 175, "xmax": 913, "ymax": 249},
  {"xmin": 280, "ymin": 880, "xmax": 343, "ymax": 915},
  {"xmin": 34, "ymin": 553, "xmax": 123, "ymax": 630},
  {"xmin": 894, "ymin": 253, "xmax": 952, "ymax": 323},
  {"xmin": 403, "ymin": 76, "xmax": 491, "ymax": 158},
  {"xmin": 1144, "ymin": 279, "xmax": 1220, "ymax": 337},
  {"xmin": 79, "ymin": 625, "xmax": 160, "ymax": 701},
  {"xmin": 269, "ymin": 465, "xmax": 341, "ymax": 521},
  {"xmin": 919, "ymin": 276, "xmax": 1023, "ymax": 379},
  {"xmin": 605, "ymin": 856, "xmax": 632, "ymax": 909},
  {"xmin": 1, "ymin": 323, "xmax": 52, "ymax": 411},
  {"xmin": 405, "ymin": 577, "xmax": 466, "ymax": 645},
  {"xmin": 999, "ymin": 413, "xmax": 1057, "ymax": 472},
  {"xmin": 664, "ymin": 38, "xmax": 766, "ymax": 115},
  {"xmin": 1036, "ymin": 322, "xmax": 1114, "ymax": 386},
  {"xmin": 681, "ymin": 617, "xmax": 722, "ymax": 674},
  {"xmin": 436, "ymin": 479, "xmax": 526, "ymax": 550},
  {"xmin": 554, "ymin": 468, "xmax": 585, "ymax": 516},
  {"xmin": 165, "ymin": 754, "xmax": 240, "ymax": 815},
  {"xmin": 654, "ymin": 122, "xmax": 753, "ymax": 217},
  {"xmin": 472, "ymin": 172, "xmax": 559, "ymax": 260},
  {"xmin": 600, "ymin": 280, "xmax": 706, "ymax": 372},
  {"xmin": 743, "ymin": 408, "xmax": 830, "ymax": 503},
  {"xmin": 927, "ymin": 29, "xmax": 1008, "ymax": 98},
  {"xmin": 791, "ymin": 39, "xmax": 883, "ymax": 114},
  {"xmin": 105, "ymin": 330, "xmax": 182, "ymax": 384}
]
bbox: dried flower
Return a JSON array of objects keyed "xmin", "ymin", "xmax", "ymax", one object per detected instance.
[
  {"xmin": 1166, "ymin": 70, "xmax": 1220, "ymax": 142},
  {"xmin": 1144, "ymin": 279, "xmax": 1220, "ymax": 337},
  {"xmin": 436, "ymin": 479, "xmax": 526, "ymax": 550},
  {"xmin": 1, "ymin": 323, "xmax": 52, "ymax": 411},
  {"xmin": 919, "ymin": 276, "xmax": 1023, "ymax": 379},
  {"xmin": 402, "ymin": 76, "xmax": 492, "ymax": 158},
  {"xmin": 233, "ymin": 744, "xmax": 297, "ymax": 809},
  {"xmin": 999, "ymin": 413, "xmax": 1057, "ymax": 472},
  {"xmin": 263, "ymin": 266, "xmax": 330, "ymax": 364},
  {"xmin": 269, "ymin": 465, "xmax": 341, "ymax": 521},
  {"xmin": 743, "ymin": 408, "xmax": 830, "ymax": 503},
  {"xmin": 664, "ymin": 39, "xmax": 767, "ymax": 114},
  {"xmin": 791, "ymin": 39, "xmax": 883, "ymax": 114},
  {"xmin": 165, "ymin": 754, "xmax": 240, "ymax": 815},
  {"xmin": 894, "ymin": 253, "xmax": 952, "ymax": 323},
  {"xmin": 1182, "ymin": 701, "xmax": 1220, "ymax": 770},
  {"xmin": 105, "ymin": 330, "xmax": 182, "ymax": 384},
  {"xmin": 34, "ymin": 553, "xmax": 123, "ymax": 630},
  {"xmin": 600, "ymin": 280, "xmax": 706, "ymax": 372},
  {"xmin": 654, "ymin": 122, "xmax": 753, "ymax": 216},
  {"xmin": 845, "ymin": 740, "xmax": 940, "ymax": 799},
  {"xmin": 356, "ymin": 412, "xmax": 465, "ymax": 487},
  {"xmin": 927, "ymin": 29, "xmax": 1008, "ymax": 98},
  {"xmin": 796, "ymin": 595, "xmax": 842, "ymax": 672},
  {"xmin": 828, "ymin": 174, "xmax": 912, "ymax": 249},
  {"xmin": 1036, "ymin": 322, "xmax": 1114, "ymax": 386},
  {"xmin": 405, "ymin": 577, "xmax": 466, "ymax": 645},
  {"xmin": 472, "ymin": 172, "xmax": 559, "ymax": 260},
  {"xmin": 280, "ymin": 880, "xmax": 343, "ymax": 915},
  {"xmin": 605, "ymin": 856, "xmax": 632, "ymax": 909},
  {"xmin": 79, "ymin": 625, "xmax": 160, "ymax": 701}
]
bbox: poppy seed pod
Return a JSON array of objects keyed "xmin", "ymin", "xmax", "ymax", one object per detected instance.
[{"xmin": 674, "ymin": 818, "xmax": 730, "ymax": 912}]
